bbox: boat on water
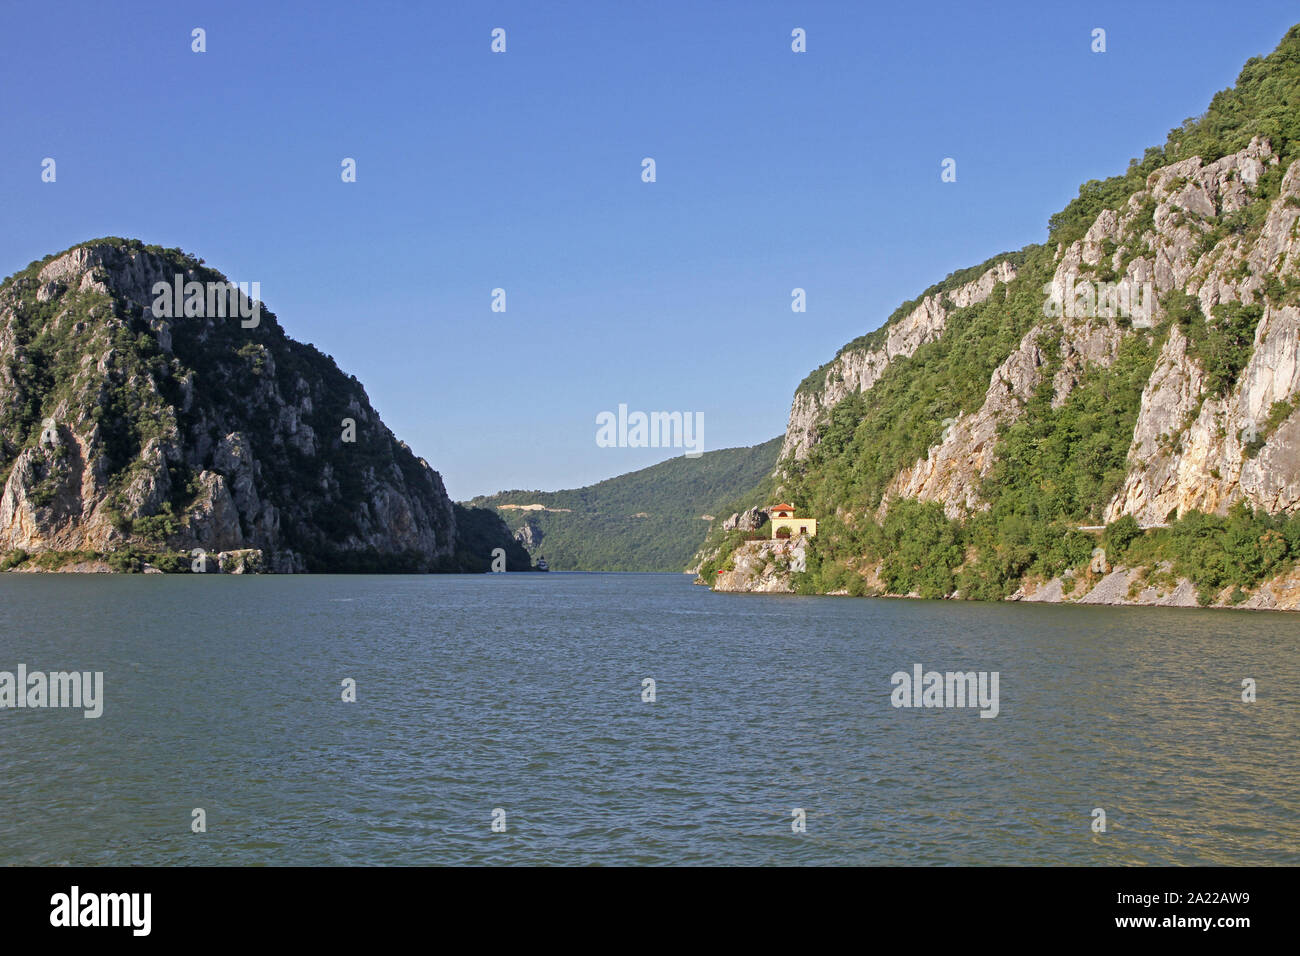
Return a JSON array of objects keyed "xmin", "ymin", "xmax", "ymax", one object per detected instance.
[{"xmin": 536, "ymin": 556, "xmax": 549, "ymax": 572}]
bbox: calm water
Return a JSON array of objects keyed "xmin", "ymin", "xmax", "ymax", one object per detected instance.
[{"xmin": 1, "ymin": 572, "xmax": 1297, "ymax": 865}]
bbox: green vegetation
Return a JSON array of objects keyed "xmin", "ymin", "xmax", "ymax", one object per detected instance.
[
  {"xmin": 786, "ymin": 244, "xmax": 1056, "ymax": 518},
  {"xmin": 872, "ymin": 499, "xmax": 964, "ymax": 598},
  {"xmin": 1247, "ymin": 398, "xmax": 1297, "ymax": 457},
  {"xmin": 776, "ymin": 292, "xmax": 1292, "ymax": 603},
  {"xmin": 1165, "ymin": 291, "xmax": 1265, "ymax": 399},
  {"xmin": 1048, "ymin": 24, "xmax": 1300, "ymax": 248},
  {"xmin": 1116, "ymin": 504, "xmax": 1300, "ymax": 604},
  {"xmin": 0, "ymin": 237, "xmax": 524, "ymax": 573},
  {"xmin": 786, "ymin": 498, "xmax": 1300, "ymax": 607},
  {"xmin": 984, "ymin": 327, "xmax": 1163, "ymax": 528},
  {"xmin": 0, "ymin": 549, "xmax": 29, "ymax": 571},
  {"xmin": 133, "ymin": 503, "xmax": 182, "ymax": 541},
  {"xmin": 795, "ymin": 247, "xmax": 1034, "ymax": 398},
  {"xmin": 1196, "ymin": 301, "xmax": 1264, "ymax": 399},
  {"xmin": 468, "ymin": 437, "xmax": 781, "ymax": 571},
  {"xmin": 0, "ymin": 547, "xmax": 223, "ymax": 574},
  {"xmin": 707, "ymin": 25, "xmax": 1300, "ymax": 604},
  {"xmin": 451, "ymin": 504, "xmax": 531, "ymax": 573}
]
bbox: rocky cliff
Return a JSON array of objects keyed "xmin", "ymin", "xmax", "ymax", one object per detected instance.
[
  {"xmin": 710, "ymin": 538, "xmax": 808, "ymax": 593},
  {"xmin": 0, "ymin": 238, "xmax": 529, "ymax": 573},
  {"xmin": 884, "ymin": 137, "xmax": 1300, "ymax": 522},
  {"xmin": 781, "ymin": 259, "xmax": 1019, "ymax": 462},
  {"xmin": 700, "ymin": 24, "xmax": 1300, "ymax": 608}
]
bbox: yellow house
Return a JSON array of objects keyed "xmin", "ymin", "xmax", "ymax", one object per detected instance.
[{"xmin": 768, "ymin": 503, "xmax": 817, "ymax": 539}]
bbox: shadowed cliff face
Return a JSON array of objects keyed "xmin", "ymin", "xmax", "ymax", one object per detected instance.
[{"xmin": 0, "ymin": 238, "xmax": 527, "ymax": 572}]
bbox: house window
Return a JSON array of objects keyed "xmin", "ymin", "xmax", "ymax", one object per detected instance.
[{"xmin": 799, "ymin": 526, "xmax": 807, "ymax": 534}]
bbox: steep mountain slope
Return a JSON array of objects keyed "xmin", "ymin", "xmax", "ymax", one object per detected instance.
[
  {"xmin": 0, "ymin": 238, "xmax": 529, "ymax": 573},
  {"xmin": 701, "ymin": 24, "xmax": 1300, "ymax": 609},
  {"xmin": 783, "ymin": 255, "xmax": 1023, "ymax": 461},
  {"xmin": 467, "ymin": 436, "xmax": 781, "ymax": 571}
]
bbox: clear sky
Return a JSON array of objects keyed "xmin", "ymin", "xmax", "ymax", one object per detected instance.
[{"xmin": 3, "ymin": 1, "xmax": 1298, "ymax": 499}]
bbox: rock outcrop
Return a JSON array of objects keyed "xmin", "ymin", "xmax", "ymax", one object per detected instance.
[
  {"xmin": 780, "ymin": 260, "xmax": 1018, "ymax": 462},
  {"xmin": 710, "ymin": 538, "xmax": 807, "ymax": 593},
  {"xmin": 1102, "ymin": 151, "xmax": 1300, "ymax": 523},
  {"xmin": 0, "ymin": 238, "xmax": 528, "ymax": 572},
  {"xmin": 874, "ymin": 138, "xmax": 1299, "ymax": 521},
  {"xmin": 513, "ymin": 519, "xmax": 543, "ymax": 549},
  {"xmin": 721, "ymin": 506, "xmax": 767, "ymax": 531},
  {"xmin": 707, "ymin": 21, "xmax": 1300, "ymax": 606}
]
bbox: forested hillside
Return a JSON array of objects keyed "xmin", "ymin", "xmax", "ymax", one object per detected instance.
[
  {"xmin": 702, "ymin": 24, "xmax": 1300, "ymax": 609},
  {"xmin": 467, "ymin": 437, "xmax": 781, "ymax": 571}
]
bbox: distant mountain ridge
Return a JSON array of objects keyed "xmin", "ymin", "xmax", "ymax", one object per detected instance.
[{"xmin": 467, "ymin": 437, "xmax": 781, "ymax": 571}]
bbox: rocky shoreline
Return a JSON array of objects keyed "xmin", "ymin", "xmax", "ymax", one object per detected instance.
[
  {"xmin": 3, "ymin": 547, "xmax": 268, "ymax": 574},
  {"xmin": 700, "ymin": 539, "xmax": 1300, "ymax": 611}
]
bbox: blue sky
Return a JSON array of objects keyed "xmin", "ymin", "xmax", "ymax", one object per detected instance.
[{"xmin": 3, "ymin": 1, "xmax": 1298, "ymax": 499}]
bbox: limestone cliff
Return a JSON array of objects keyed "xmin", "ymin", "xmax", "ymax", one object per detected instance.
[
  {"xmin": 703, "ymin": 24, "xmax": 1300, "ymax": 606},
  {"xmin": 781, "ymin": 259, "xmax": 1019, "ymax": 462},
  {"xmin": 884, "ymin": 137, "xmax": 1300, "ymax": 522},
  {"xmin": 0, "ymin": 238, "xmax": 528, "ymax": 573}
]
